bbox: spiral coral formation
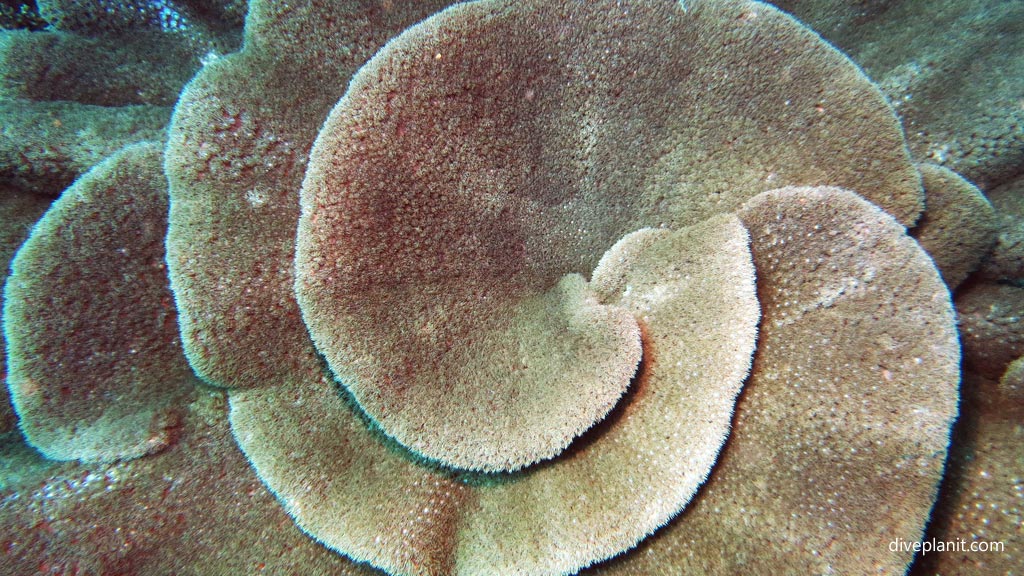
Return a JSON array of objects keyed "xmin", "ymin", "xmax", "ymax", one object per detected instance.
[{"xmin": 9, "ymin": 0, "xmax": 1018, "ymax": 573}]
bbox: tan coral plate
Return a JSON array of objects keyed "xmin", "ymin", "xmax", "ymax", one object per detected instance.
[{"xmin": 0, "ymin": 0, "xmax": 982, "ymax": 575}]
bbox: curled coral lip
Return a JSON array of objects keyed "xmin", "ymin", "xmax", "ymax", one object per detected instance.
[
  {"xmin": 290, "ymin": 0, "xmax": 920, "ymax": 476},
  {"xmin": 229, "ymin": 0, "xmax": 953, "ymax": 573},
  {"xmin": 590, "ymin": 185, "xmax": 959, "ymax": 576},
  {"xmin": 1, "ymin": 0, "xmax": 971, "ymax": 574},
  {"xmin": 294, "ymin": 244, "xmax": 648, "ymax": 473},
  {"xmin": 3, "ymin": 142, "xmax": 197, "ymax": 463},
  {"xmin": 236, "ymin": 210, "xmax": 762, "ymax": 575}
]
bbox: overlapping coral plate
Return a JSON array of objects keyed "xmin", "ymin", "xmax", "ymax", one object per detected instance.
[{"xmin": 2, "ymin": 0, "xmax": 1018, "ymax": 574}]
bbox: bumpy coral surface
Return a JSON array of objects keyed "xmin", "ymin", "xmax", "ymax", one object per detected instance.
[
  {"xmin": 5, "ymin": 0, "xmax": 1019, "ymax": 573},
  {"xmin": 234, "ymin": 213, "xmax": 761, "ymax": 575},
  {"xmin": 772, "ymin": 0, "xmax": 1024, "ymax": 190},
  {"xmin": 293, "ymin": 0, "xmax": 918, "ymax": 474},
  {"xmin": 3, "ymin": 143, "xmax": 197, "ymax": 462},
  {"xmin": 911, "ymin": 163, "xmax": 997, "ymax": 290},
  {"xmin": 981, "ymin": 174, "xmax": 1024, "ymax": 283},
  {"xmin": 957, "ymin": 282, "xmax": 1024, "ymax": 381},
  {"xmin": 37, "ymin": 0, "xmax": 240, "ymax": 54},
  {"xmin": 911, "ymin": 372, "xmax": 1024, "ymax": 576},
  {"xmin": 165, "ymin": 0, "xmax": 456, "ymax": 390},
  {"xmin": 0, "ymin": 188, "xmax": 51, "ymax": 433},
  {"xmin": 0, "ymin": 0, "xmax": 243, "ymax": 198},
  {"xmin": 1, "ymin": 390, "xmax": 378, "ymax": 575},
  {"xmin": 0, "ymin": 98, "xmax": 169, "ymax": 195}
]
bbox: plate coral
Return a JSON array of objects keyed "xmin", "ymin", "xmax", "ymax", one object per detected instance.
[{"xmin": 1, "ymin": 0, "xmax": 1019, "ymax": 575}]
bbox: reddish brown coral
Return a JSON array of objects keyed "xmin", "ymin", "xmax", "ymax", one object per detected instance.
[
  {"xmin": 0, "ymin": 1, "xmax": 975, "ymax": 574},
  {"xmin": 164, "ymin": 0, "xmax": 456, "ymax": 389},
  {"xmin": 294, "ymin": 0, "xmax": 920, "ymax": 472},
  {"xmin": 0, "ymin": 188, "xmax": 52, "ymax": 433},
  {"xmin": 3, "ymin": 143, "xmax": 197, "ymax": 462},
  {"xmin": 232, "ymin": 213, "xmax": 760, "ymax": 575}
]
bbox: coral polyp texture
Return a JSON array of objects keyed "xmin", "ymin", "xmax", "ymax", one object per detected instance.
[
  {"xmin": 164, "ymin": 0, "xmax": 457, "ymax": 390},
  {"xmin": 1, "ymin": 390, "xmax": 380, "ymax": 575},
  {"xmin": 0, "ymin": 187, "xmax": 52, "ymax": 433},
  {"xmin": 293, "ymin": 0, "xmax": 918, "ymax": 473},
  {"xmin": 911, "ymin": 163, "xmax": 997, "ymax": 290},
  {"xmin": 980, "ymin": 174, "xmax": 1024, "ymax": 282},
  {"xmin": 771, "ymin": 0, "xmax": 1024, "ymax": 190},
  {"xmin": 3, "ymin": 142, "xmax": 198, "ymax": 462},
  {"xmin": 957, "ymin": 282, "xmax": 1024, "ymax": 382},
  {"xmin": 912, "ymin": 372, "xmax": 1023, "ymax": 576},
  {"xmin": 37, "ymin": 0, "xmax": 241, "ymax": 54},
  {"xmin": 0, "ymin": 29, "xmax": 201, "ymax": 106},
  {"xmin": 590, "ymin": 186, "xmax": 959, "ymax": 574},
  {"xmin": 8, "ymin": 0, "xmax": 1024, "ymax": 573},
  {"xmin": 0, "ymin": 98, "xmax": 169, "ymax": 195},
  {"xmin": 0, "ymin": 0, "xmax": 243, "ymax": 198},
  {"xmin": 235, "ymin": 213, "xmax": 760, "ymax": 575}
]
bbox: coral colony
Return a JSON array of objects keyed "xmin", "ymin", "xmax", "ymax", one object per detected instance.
[{"xmin": 1, "ymin": 0, "xmax": 1021, "ymax": 574}]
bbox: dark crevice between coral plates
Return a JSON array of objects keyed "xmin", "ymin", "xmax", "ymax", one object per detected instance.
[{"xmin": 310, "ymin": 339, "xmax": 646, "ymax": 488}]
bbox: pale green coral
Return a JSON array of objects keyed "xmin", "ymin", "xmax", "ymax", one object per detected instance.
[
  {"xmin": 0, "ymin": 29, "xmax": 200, "ymax": 106},
  {"xmin": 0, "ymin": 100, "xmax": 169, "ymax": 195},
  {"xmin": 37, "ymin": 0, "xmax": 241, "ymax": 54},
  {"xmin": 164, "ymin": 0, "xmax": 458, "ymax": 390},
  {"xmin": 0, "ymin": 389, "xmax": 379, "ymax": 574},
  {"xmin": 591, "ymin": 186, "xmax": 959, "ymax": 575}
]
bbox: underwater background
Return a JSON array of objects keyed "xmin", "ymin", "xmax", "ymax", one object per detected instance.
[{"xmin": 0, "ymin": 0, "xmax": 1021, "ymax": 574}]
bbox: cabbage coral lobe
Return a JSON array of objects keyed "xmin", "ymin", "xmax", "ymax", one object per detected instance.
[
  {"xmin": 0, "ymin": 187, "xmax": 52, "ymax": 433},
  {"xmin": 3, "ymin": 142, "xmax": 198, "ymax": 462},
  {"xmin": 164, "ymin": 0, "xmax": 457, "ymax": 390},
  {"xmin": 294, "ymin": 0, "xmax": 921, "ymax": 472},
  {"xmin": 911, "ymin": 163, "xmax": 997, "ymax": 290},
  {"xmin": 0, "ymin": 0, "xmax": 982, "ymax": 573},
  {"xmin": 589, "ymin": 186, "xmax": 959, "ymax": 575},
  {"xmin": 233, "ymin": 212, "xmax": 760, "ymax": 576}
]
